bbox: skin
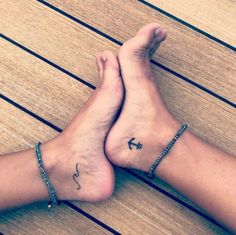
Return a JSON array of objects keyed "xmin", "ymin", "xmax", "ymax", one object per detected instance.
[{"xmin": 0, "ymin": 23, "xmax": 235, "ymax": 232}]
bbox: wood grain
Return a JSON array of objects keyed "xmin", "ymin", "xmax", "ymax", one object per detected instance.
[
  {"xmin": 1, "ymin": 26, "xmax": 234, "ymax": 231},
  {"xmin": 145, "ymin": 0, "xmax": 236, "ymax": 46},
  {"xmin": 0, "ymin": 0, "xmax": 235, "ymax": 222},
  {"xmin": 45, "ymin": 0, "xmax": 236, "ymax": 104},
  {"xmin": 0, "ymin": 203, "xmax": 110, "ymax": 235},
  {"xmin": 0, "ymin": 0, "xmax": 234, "ymax": 234},
  {"xmin": 1, "ymin": 29, "xmax": 235, "ymax": 222},
  {"xmin": 0, "ymin": 100, "xmax": 227, "ymax": 234}
]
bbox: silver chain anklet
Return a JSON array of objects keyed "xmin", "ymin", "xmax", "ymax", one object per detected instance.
[
  {"xmin": 146, "ymin": 124, "xmax": 188, "ymax": 179},
  {"xmin": 34, "ymin": 142, "xmax": 59, "ymax": 208}
]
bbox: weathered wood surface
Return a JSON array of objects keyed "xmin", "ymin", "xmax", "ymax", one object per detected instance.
[
  {"xmin": 145, "ymin": 0, "xmax": 236, "ymax": 46},
  {"xmin": 0, "ymin": 0, "xmax": 235, "ymax": 234},
  {"xmin": 0, "ymin": 202, "xmax": 109, "ymax": 235},
  {"xmin": 46, "ymin": 0, "xmax": 236, "ymax": 103}
]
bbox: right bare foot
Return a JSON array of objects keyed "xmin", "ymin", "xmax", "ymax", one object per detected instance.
[{"xmin": 106, "ymin": 23, "xmax": 181, "ymax": 173}]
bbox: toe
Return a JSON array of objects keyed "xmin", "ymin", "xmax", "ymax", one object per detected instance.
[
  {"xmin": 136, "ymin": 23, "xmax": 167, "ymax": 53},
  {"xmin": 97, "ymin": 51, "xmax": 121, "ymax": 90},
  {"xmin": 118, "ymin": 23, "xmax": 166, "ymax": 83},
  {"xmin": 148, "ymin": 27, "xmax": 167, "ymax": 58},
  {"xmin": 81, "ymin": 51, "xmax": 124, "ymax": 130},
  {"xmin": 119, "ymin": 23, "xmax": 166, "ymax": 61}
]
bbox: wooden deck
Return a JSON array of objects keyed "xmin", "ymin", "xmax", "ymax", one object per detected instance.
[{"xmin": 0, "ymin": 0, "xmax": 235, "ymax": 234}]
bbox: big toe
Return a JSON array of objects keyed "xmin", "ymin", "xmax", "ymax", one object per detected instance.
[
  {"xmin": 82, "ymin": 51, "xmax": 124, "ymax": 130},
  {"xmin": 118, "ymin": 23, "xmax": 166, "ymax": 80}
]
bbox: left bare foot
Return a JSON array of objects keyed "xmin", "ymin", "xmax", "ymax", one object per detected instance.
[{"xmin": 42, "ymin": 51, "xmax": 124, "ymax": 202}]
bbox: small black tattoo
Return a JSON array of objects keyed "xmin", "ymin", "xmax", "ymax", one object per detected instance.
[
  {"xmin": 73, "ymin": 163, "xmax": 81, "ymax": 190},
  {"xmin": 128, "ymin": 138, "xmax": 143, "ymax": 150}
]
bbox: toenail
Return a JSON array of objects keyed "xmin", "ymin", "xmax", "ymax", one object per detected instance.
[
  {"xmin": 155, "ymin": 28, "xmax": 162, "ymax": 37},
  {"xmin": 101, "ymin": 55, "xmax": 107, "ymax": 64}
]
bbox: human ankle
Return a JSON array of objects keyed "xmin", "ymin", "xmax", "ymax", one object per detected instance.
[
  {"xmin": 155, "ymin": 129, "xmax": 195, "ymax": 181},
  {"xmin": 39, "ymin": 136, "xmax": 65, "ymax": 200},
  {"xmin": 134, "ymin": 117, "xmax": 180, "ymax": 173},
  {"xmin": 40, "ymin": 137, "xmax": 62, "ymax": 173}
]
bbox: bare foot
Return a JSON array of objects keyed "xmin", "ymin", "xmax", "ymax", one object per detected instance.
[
  {"xmin": 106, "ymin": 23, "xmax": 180, "ymax": 173},
  {"xmin": 42, "ymin": 51, "xmax": 124, "ymax": 202}
]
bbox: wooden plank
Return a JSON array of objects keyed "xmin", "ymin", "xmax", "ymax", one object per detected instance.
[
  {"xmin": 0, "ymin": 0, "xmax": 234, "ymax": 233},
  {"xmin": 0, "ymin": 10, "xmax": 235, "ymax": 154},
  {"xmin": 2, "ymin": 0, "xmax": 234, "ymax": 217},
  {"xmin": 143, "ymin": 0, "xmax": 236, "ymax": 47},
  {"xmin": 0, "ymin": 33, "xmax": 233, "ymax": 234},
  {"xmin": 0, "ymin": 0, "xmax": 235, "ymax": 218},
  {"xmin": 44, "ymin": 0, "xmax": 236, "ymax": 104},
  {"xmin": 0, "ymin": 100, "xmax": 227, "ymax": 234},
  {"xmin": 0, "ymin": 202, "xmax": 109, "ymax": 235},
  {"xmin": 1, "ymin": 29, "xmax": 235, "ymax": 224}
]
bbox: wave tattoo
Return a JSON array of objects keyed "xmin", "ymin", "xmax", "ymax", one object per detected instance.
[{"xmin": 73, "ymin": 163, "xmax": 81, "ymax": 190}]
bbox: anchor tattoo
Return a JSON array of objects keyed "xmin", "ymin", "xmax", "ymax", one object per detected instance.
[
  {"xmin": 128, "ymin": 138, "xmax": 143, "ymax": 150},
  {"xmin": 73, "ymin": 163, "xmax": 81, "ymax": 190}
]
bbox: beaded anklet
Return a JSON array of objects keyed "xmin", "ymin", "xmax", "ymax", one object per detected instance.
[
  {"xmin": 146, "ymin": 124, "xmax": 188, "ymax": 178},
  {"xmin": 34, "ymin": 142, "xmax": 59, "ymax": 207}
]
